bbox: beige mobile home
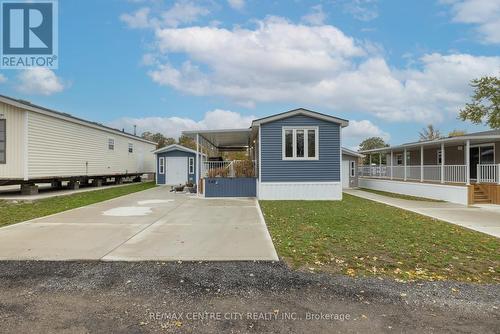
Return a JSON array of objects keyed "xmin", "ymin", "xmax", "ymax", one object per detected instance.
[{"xmin": 0, "ymin": 95, "xmax": 156, "ymax": 194}]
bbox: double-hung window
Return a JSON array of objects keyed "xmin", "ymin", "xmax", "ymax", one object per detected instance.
[
  {"xmin": 283, "ymin": 127, "xmax": 319, "ymax": 160},
  {"xmin": 159, "ymin": 157, "xmax": 165, "ymax": 174},
  {"xmin": 0, "ymin": 119, "xmax": 5, "ymax": 164},
  {"xmin": 108, "ymin": 138, "xmax": 115, "ymax": 150},
  {"xmin": 189, "ymin": 157, "xmax": 194, "ymax": 174},
  {"xmin": 350, "ymin": 161, "xmax": 355, "ymax": 177},
  {"xmin": 128, "ymin": 143, "xmax": 133, "ymax": 153}
]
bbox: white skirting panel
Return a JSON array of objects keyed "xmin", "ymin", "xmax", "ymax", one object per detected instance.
[
  {"xmin": 258, "ymin": 182, "xmax": 342, "ymax": 200},
  {"xmin": 359, "ymin": 178, "xmax": 468, "ymax": 205}
]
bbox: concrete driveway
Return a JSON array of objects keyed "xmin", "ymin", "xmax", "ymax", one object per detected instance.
[{"xmin": 0, "ymin": 187, "xmax": 278, "ymax": 261}]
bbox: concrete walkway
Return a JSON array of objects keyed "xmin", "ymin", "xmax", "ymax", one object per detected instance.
[
  {"xmin": 0, "ymin": 187, "xmax": 279, "ymax": 261},
  {"xmin": 344, "ymin": 189, "xmax": 500, "ymax": 238}
]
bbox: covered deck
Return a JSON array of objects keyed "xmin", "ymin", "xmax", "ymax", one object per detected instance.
[
  {"xmin": 359, "ymin": 132, "xmax": 500, "ymax": 204},
  {"xmin": 183, "ymin": 128, "xmax": 258, "ymax": 197}
]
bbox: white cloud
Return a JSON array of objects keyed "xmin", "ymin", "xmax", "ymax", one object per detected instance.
[
  {"xmin": 443, "ymin": 0, "xmax": 500, "ymax": 44},
  {"xmin": 108, "ymin": 109, "xmax": 254, "ymax": 139},
  {"xmin": 343, "ymin": 119, "xmax": 389, "ymax": 149},
  {"xmin": 16, "ymin": 68, "xmax": 65, "ymax": 95},
  {"xmin": 120, "ymin": 7, "xmax": 151, "ymax": 29},
  {"xmin": 301, "ymin": 5, "xmax": 327, "ymax": 26},
  {"xmin": 227, "ymin": 0, "xmax": 245, "ymax": 10},
  {"xmin": 144, "ymin": 17, "xmax": 500, "ymax": 123},
  {"xmin": 342, "ymin": 0, "xmax": 379, "ymax": 22},
  {"xmin": 120, "ymin": 1, "xmax": 209, "ymax": 29},
  {"xmin": 0, "ymin": 74, "xmax": 7, "ymax": 83},
  {"xmin": 160, "ymin": 1, "xmax": 210, "ymax": 27}
]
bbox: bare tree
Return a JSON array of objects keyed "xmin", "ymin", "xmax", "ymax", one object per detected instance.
[{"xmin": 419, "ymin": 125, "xmax": 441, "ymax": 141}]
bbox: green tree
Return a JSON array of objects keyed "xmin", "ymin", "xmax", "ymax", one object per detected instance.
[
  {"xmin": 448, "ymin": 129, "xmax": 467, "ymax": 137},
  {"xmin": 178, "ymin": 135, "xmax": 196, "ymax": 150},
  {"xmin": 141, "ymin": 132, "xmax": 175, "ymax": 149},
  {"xmin": 419, "ymin": 124, "xmax": 441, "ymax": 141},
  {"xmin": 359, "ymin": 137, "xmax": 389, "ymax": 164},
  {"xmin": 459, "ymin": 76, "xmax": 500, "ymax": 129}
]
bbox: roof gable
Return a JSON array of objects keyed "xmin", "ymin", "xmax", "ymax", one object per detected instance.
[
  {"xmin": 251, "ymin": 108, "xmax": 349, "ymax": 127},
  {"xmin": 153, "ymin": 144, "xmax": 203, "ymax": 155}
]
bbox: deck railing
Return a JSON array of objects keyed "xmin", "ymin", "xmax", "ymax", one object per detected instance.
[
  {"xmin": 477, "ymin": 164, "xmax": 500, "ymax": 184},
  {"xmin": 202, "ymin": 160, "xmax": 256, "ymax": 178},
  {"xmin": 359, "ymin": 164, "xmax": 469, "ymax": 184}
]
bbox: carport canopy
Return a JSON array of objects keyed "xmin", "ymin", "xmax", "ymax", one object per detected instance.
[{"xmin": 183, "ymin": 128, "xmax": 252, "ymax": 151}]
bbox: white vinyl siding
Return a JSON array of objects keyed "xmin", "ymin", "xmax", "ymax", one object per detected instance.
[
  {"xmin": 0, "ymin": 102, "xmax": 25, "ymax": 179},
  {"xmin": 26, "ymin": 111, "xmax": 155, "ymax": 178},
  {"xmin": 282, "ymin": 126, "xmax": 319, "ymax": 160},
  {"xmin": 0, "ymin": 119, "xmax": 5, "ymax": 164}
]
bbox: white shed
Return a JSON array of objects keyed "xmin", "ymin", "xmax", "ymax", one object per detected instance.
[{"xmin": 0, "ymin": 95, "xmax": 156, "ymax": 193}]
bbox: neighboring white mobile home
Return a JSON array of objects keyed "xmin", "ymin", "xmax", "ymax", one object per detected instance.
[{"xmin": 0, "ymin": 95, "xmax": 156, "ymax": 193}]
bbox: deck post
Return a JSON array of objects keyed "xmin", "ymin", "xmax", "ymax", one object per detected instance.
[
  {"xmin": 369, "ymin": 154, "xmax": 372, "ymax": 177},
  {"xmin": 379, "ymin": 153, "xmax": 382, "ymax": 177},
  {"xmin": 196, "ymin": 133, "xmax": 199, "ymax": 195},
  {"xmin": 440, "ymin": 142, "xmax": 445, "ymax": 184},
  {"xmin": 403, "ymin": 148, "xmax": 407, "ymax": 181},
  {"xmin": 466, "ymin": 140, "xmax": 470, "ymax": 185},
  {"xmin": 390, "ymin": 151, "xmax": 393, "ymax": 180},
  {"xmin": 420, "ymin": 145, "xmax": 424, "ymax": 182}
]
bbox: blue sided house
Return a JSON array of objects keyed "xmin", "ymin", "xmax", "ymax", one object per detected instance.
[
  {"xmin": 160, "ymin": 108, "xmax": 359, "ymax": 200},
  {"xmin": 153, "ymin": 144, "xmax": 198, "ymax": 186}
]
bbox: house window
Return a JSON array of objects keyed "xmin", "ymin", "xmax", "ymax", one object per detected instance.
[
  {"xmin": 128, "ymin": 143, "xmax": 133, "ymax": 153},
  {"xmin": 396, "ymin": 154, "xmax": 403, "ymax": 165},
  {"xmin": 437, "ymin": 149, "xmax": 442, "ymax": 164},
  {"xmin": 159, "ymin": 157, "xmax": 165, "ymax": 174},
  {"xmin": 350, "ymin": 161, "xmax": 355, "ymax": 177},
  {"xmin": 406, "ymin": 152, "xmax": 411, "ymax": 165},
  {"xmin": 282, "ymin": 127, "xmax": 319, "ymax": 160},
  {"xmin": 0, "ymin": 119, "xmax": 5, "ymax": 164},
  {"xmin": 189, "ymin": 157, "xmax": 194, "ymax": 174},
  {"xmin": 108, "ymin": 138, "xmax": 115, "ymax": 150}
]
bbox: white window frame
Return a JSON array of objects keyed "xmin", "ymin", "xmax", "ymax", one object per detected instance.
[
  {"xmin": 471, "ymin": 143, "xmax": 495, "ymax": 164},
  {"xmin": 437, "ymin": 149, "xmax": 442, "ymax": 164},
  {"xmin": 159, "ymin": 157, "xmax": 165, "ymax": 174},
  {"xmin": 128, "ymin": 143, "xmax": 133, "ymax": 153},
  {"xmin": 350, "ymin": 161, "xmax": 355, "ymax": 177},
  {"xmin": 0, "ymin": 119, "xmax": 5, "ymax": 164},
  {"xmin": 282, "ymin": 126, "xmax": 319, "ymax": 161},
  {"xmin": 108, "ymin": 138, "xmax": 115, "ymax": 151},
  {"xmin": 188, "ymin": 157, "xmax": 194, "ymax": 174}
]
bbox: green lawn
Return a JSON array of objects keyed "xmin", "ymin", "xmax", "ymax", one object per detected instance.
[
  {"xmin": 0, "ymin": 182, "xmax": 156, "ymax": 228},
  {"xmin": 260, "ymin": 194, "xmax": 500, "ymax": 283},
  {"xmin": 359, "ymin": 188, "xmax": 444, "ymax": 202}
]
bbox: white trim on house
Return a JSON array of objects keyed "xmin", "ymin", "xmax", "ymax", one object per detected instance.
[
  {"xmin": 158, "ymin": 157, "xmax": 165, "ymax": 175},
  {"xmin": 342, "ymin": 147, "xmax": 364, "ymax": 158},
  {"xmin": 258, "ymin": 182, "xmax": 342, "ymax": 200},
  {"xmin": 188, "ymin": 157, "xmax": 194, "ymax": 174},
  {"xmin": 281, "ymin": 126, "xmax": 319, "ymax": 160},
  {"xmin": 252, "ymin": 108, "xmax": 349, "ymax": 127},
  {"xmin": 358, "ymin": 178, "xmax": 468, "ymax": 205},
  {"xmin": 153, "ymin": 144, "xmax": 204, "ymax": 156}
]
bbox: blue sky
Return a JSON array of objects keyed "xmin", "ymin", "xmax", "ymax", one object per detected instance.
[{"xmin": 0, "ymin": 0, "xmax": 499, "ymax": 148}]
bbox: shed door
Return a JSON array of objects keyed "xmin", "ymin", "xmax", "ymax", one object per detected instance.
[
  {"xmin": 166, "ymin": 157, "xmax": 188, "ymax": 185},
  {"xmin": 342, "ymin": 160, "xmax": 350, "ymax": 188}
]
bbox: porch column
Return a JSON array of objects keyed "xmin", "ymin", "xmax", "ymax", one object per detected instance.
[
  {"xmin": 440, "ymin": 142, "xmax": 445, "ymax": 184},
  {"xmin": 369, "ymin": 154, "xmax": 372, "ymax": 177},
  {"xmin": 420, "ymin": 145, "xmax": 424, "ymax": 182},
  {"xmin": 379, "ymin": 153, "xmax": 382, "ymax": 177},
  {"xmin": 403, "ymin": 148, "xmax": 407, "ymax": 181},
  {"xmin": 390, "ymin": 151, "xmax": 393, "ymax": 180},
  {"xmin": 196, "ymin": 133, "xmax": 200, "ymax": 195},
  {"xmin": 465, "ymin": 140, "xmax": 470, "ymax": 185}
]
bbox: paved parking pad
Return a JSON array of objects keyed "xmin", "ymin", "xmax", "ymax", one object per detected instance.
[{"xmin": 0, "ymin": 187, "xmax": 278, "ymax": 261}]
